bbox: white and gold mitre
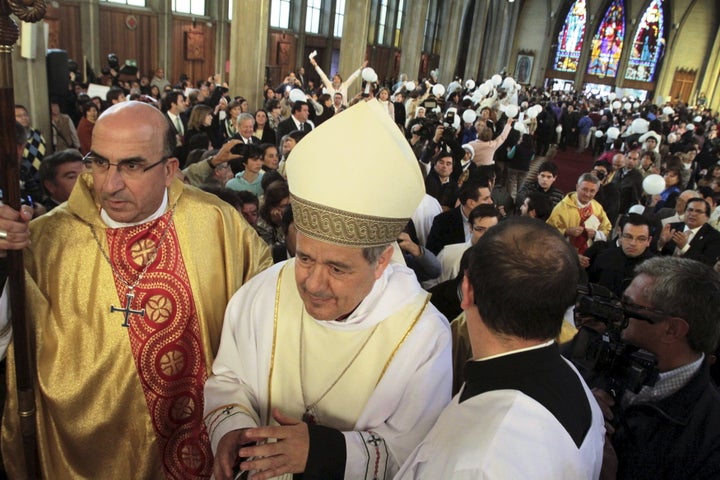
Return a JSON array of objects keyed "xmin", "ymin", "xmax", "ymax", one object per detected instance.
[{"xmin": 285, "ymin": 99, "xmax": 424, "ymax": 247}]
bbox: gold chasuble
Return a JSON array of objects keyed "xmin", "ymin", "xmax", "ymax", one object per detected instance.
[{"xmin": 2, "ymin": 174, "xmax": 272, "ymax": 479}]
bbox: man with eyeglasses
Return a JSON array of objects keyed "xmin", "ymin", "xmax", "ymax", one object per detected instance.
[
  {"xmin": 613, "ymin": 148, "xmax": 644, "ymax": 216},
  {"xmin": 0, "ymin": 101, "xmax": 272, "ymax": 478},
  {"xmin": 587, "ymin": 213, "xmax": 654, "ymax": 297},
  {"xmin": 656, "ymin": 197, "xmax": 720, "ymax": 266},
  {"xmin": 592, "ymin": 257, "xmax": 720, "ymax": 479}
]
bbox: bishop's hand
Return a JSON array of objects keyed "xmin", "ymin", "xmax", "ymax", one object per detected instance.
[
  {"xmin": 0, "ymin": 204, "xmax": 33, "ymax": 255},
  {"xmin": 236, "ymin": 408, "xmax": 310, "ymax": 480},
  {"xmin": 213, "ymin": 428, "xmax": 255, "ymax": 480}
]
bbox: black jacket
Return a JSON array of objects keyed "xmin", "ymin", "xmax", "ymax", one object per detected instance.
[{"xmin": 612, "ymin": 362, "xmax": 720, "ymax": 479}]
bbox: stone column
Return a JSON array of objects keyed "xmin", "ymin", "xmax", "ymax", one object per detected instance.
[
  {"xmin": 338, "ymin": 0, "xmax": 371, "ymax": 100},
  {"xmin": 154, "ymin": 0, "xmax": 170, "ymax": 75},
  {"xmin": 437, "ymin": 0, "xmax": 465, "ymax": 84},
  {"xmin": 398, "ymin": 0, "xmax": 429, "ymax": 82},
  {"xmin": 12, "ymin": 22, "xmax": 50, "ymax": 144},
  {"xmin": 698, "ymin": 24, "xmax": 720, "ymax": 110},
  {"xmin": 80, "ymin": 0, "xmax": 101, "ymax": 73},
  {"xmin": 228, "ymin": 0, "xmax": 270, "ymax": 111},
  {"xmin": 464, "ymin": 0, "xmax": 489, "ymax": 82}
]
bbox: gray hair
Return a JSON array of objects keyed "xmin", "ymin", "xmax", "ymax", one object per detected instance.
[
  {"xmin": 634, "ymin": 257, "xmax": 720, "ymax": 354},
  {"xmin": 238, "ymin": 112, "xmax": 254, "ymax": 124},
  {"xmin": 362, "ymin": 244, "xmax": 392, "ymax": 264},
  {"xmin": 577, "ymin": 172, "xmax": 600, "ymax": 186}
]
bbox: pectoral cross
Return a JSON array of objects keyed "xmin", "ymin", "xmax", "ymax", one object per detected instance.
[{"xmin": 110, "ymin": 291, "xmax": 145, "ymax": 328}]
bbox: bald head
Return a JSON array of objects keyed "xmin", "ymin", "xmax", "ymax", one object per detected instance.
[
  {"xmin": 676, "ymin": 189, "xmax": 700, "ymax": 215},
  {"xmin": 612, "ymin": 153, "xmax": 625, "ymax": 171},
  {"xmin": 95, "ymin": 101, "xmax": 174, "ymax": 157}
]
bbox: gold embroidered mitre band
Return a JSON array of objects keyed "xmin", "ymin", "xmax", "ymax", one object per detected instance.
[
  {"xmin": 291, "ymin": 193, "xmax": 410, "ymax": 247},
  {"xmin": 286, "ymin": 100, "xmax": 424, "ymax": 248}
]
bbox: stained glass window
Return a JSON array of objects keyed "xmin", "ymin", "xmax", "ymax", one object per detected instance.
[
  {"xmin": 553, "ymin": 0, "xmax": 587, "ymax": 73},
  {"xmin": 586, "ymin": 0, "xmax": 625, "ymax": 78},
  {"xmin": 625, "ymin": 0, "xmax": 664, "ymax": 82}
]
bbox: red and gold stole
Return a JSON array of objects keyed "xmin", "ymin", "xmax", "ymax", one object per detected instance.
[
  {"xmin": 106, "ymin": 211, "xmax": 212, "ymax": 479},
  {"xmin": 570, "ymin": 203, "xmax": 593, "ymax": 254}
]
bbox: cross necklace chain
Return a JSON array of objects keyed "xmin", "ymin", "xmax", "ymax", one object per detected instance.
[
  {"xmin": 89, "ymin": 206, "xmax": 176, "ymax": 328},
  {"xmin": 298, "ymin": 309, "xmax": 379, "ymax": 425}
]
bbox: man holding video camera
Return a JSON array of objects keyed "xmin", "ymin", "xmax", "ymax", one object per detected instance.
[{"xmin": 593, "ymin": 257, "xmax": 720, "ymax": 479}]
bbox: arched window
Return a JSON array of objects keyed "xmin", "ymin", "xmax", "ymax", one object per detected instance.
[
  {"xmin": 553, "ymin": 0, "xmax": 587, "ymax": 73},
  {"xmin": 586, "ymin": 0, "xmax": 625, "ymax": 78},
  {"xmin": 625, "ymin": 0, "xmax": 665, "ymax": 82}
]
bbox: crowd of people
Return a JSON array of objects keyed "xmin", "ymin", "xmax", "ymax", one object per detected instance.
[{"xmin": 2, "ymin": 58, "xmax": 720, "ymax": 479}]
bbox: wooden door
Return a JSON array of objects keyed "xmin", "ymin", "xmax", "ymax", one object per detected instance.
[{"xmin": 669, "ymin": 69, "xmax": 696, "ymax": 104}]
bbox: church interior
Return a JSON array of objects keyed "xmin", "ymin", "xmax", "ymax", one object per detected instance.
[{"xmin": 8, "ymin": 0, "xmax": 720, "ymax": 135}]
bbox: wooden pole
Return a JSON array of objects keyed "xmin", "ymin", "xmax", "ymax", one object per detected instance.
[{"xmin": 0, "ymin": 1, "xmax": 46, "ymax": 477}]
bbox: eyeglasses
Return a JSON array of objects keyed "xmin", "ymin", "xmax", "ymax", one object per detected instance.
[
  {"xmin": 621, "ymin": 297, "xmax": 674, "ymax": 324},
  {"xmin": 83, "ymin": 153, "xmax": 169, "ymax": 178},
  {"xmin": 621, "ymin": 233, "xmax": 649, "ymax": 243},
  {"xmin": 685, "ymin": 207, "xmax": 707, "ymax": 215}
]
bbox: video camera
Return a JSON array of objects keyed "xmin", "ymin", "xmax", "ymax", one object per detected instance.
[{"xmin": 568, "ymin": 283, "xmax": 659, "ymax": 404}]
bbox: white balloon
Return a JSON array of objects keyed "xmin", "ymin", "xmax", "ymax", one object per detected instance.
[
  {"xmin": 556, "ymin": 125, "xmax": 563, "ymax": 133},
  {"xmin": 505, "ymin": 105, "xmax": 519, "ymax": 118},
  {"xmin": 289, "ymin": 88, "xmax": 306, "ymax": 103},
  {"xmin": 477, "ymin": 84, "xmax": 490, "ymax": 96},
  {"xmin": 514, "ymin": 122, "xmax": 528, "ymax": 134},
  {"xmin": 405, "ymin": 81, "xmax": 416, "ymax": 91},
  {"xmin": 608, "ymin": 92, "xmax": 617, "ymax": 101},
  {"xmin": 631, "ymin": 118, "xmax": 649, "ymax": 135},
  {"xmin": 361, "ymin": 67, "xmax": 376, "ymax": 82},
  {"xmin": 527, "ymin": 105, "xmax": 542, "ymax": 119},
  {"xmin": 501, "ymin": 77, "xmax": 516, "ymax": 89},
  {"xmin": 623, "ymin": 102, "xmax": 632, "ymax": 111},
  {"xmin": 643, "ymin": 174, "xmax": 666, "ymax": 195},
  {"xmin": 633, "ymin": 101, "xmax": 640, "ymax": 109},
  {"xmin": 662, "ymin": 106, "xmax": 674, "ymax": 116},
  {"xmin": 465, "ymin": 79, "xmax": 475, "ymax": 90},
  {"xmin": 432, "ymin": 84, "xmax": 446, "ymax": 97},
  {"xmin": 606, "ymin": 127, "xmax": 620, "ymax": 140},
  {"xmin": 595, "ymin": 130, "xmax": 604, "ymax": 138},
  {"xmin": 491, "ymin": 74, "xmax": 502, "ymax": 86},
  {"xmin": 612, "ymin": 100, "xmax": 622, "ymax": 110},
  {"xmin": 462, "ymin": 109, "xmax": 477, "ymax": 124}
]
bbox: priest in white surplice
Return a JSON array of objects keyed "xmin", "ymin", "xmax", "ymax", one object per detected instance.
[
  {"xmin": 204, "ymin": 100, "xmax": 452, "ymax": 480},
  {"xmin": 395, "ymin": 218, "xmax": 605, "ymax": 479}
]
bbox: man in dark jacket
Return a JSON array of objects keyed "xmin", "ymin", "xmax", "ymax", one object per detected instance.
[{"xmin": 592, "ymin": 257, "xmax": 720, "ymax": 479}]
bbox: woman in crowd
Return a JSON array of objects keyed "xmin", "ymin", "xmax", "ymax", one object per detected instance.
[
  {"xmin": 377, "ymin": 87, "xmax": 395, "ymax": 119},
  {"xmin": 260, "ymin": 143, "xmax": 280, "ymax": 173},
  {"xmin": 256, "ymin": 180, "xmax": 290, "ymax": 247},
  {"xmin": 309, "ymin": 55, "xmax": 367, "ymax": 106},
  {"xmin": 650, "ymin": 165, "xmax": 683, "ymax": 212},
  {"xmin": 254, "ymin": 109, "xmax": 277, "ymax": 145},
  {"xmin": 185, "ymin": 104, "xmax": 214, "ymax": 148},
  {"xmin": 222, "ymin": 99, "xmax": 243, "ymax": 141},
  {"xmin": 77, "ymin": 102, "xmax": 98, "ymax": 155}
]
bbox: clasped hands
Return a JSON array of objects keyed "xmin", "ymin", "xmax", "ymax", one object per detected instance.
[{"xmin": 214, "ymin": 408, "xmax": 310, "ymax": 480}]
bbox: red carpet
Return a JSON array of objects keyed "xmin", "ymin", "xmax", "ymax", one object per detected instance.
[{"xmin": 544, "ymin": 147, "xmax": 598, "ymax": 194}]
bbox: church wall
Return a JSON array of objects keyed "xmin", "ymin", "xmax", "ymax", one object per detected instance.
[
  {"xmin": 656, "ymin": 0, "xmax": 718, "ymax": 103},
  {"xmin": 170, "ymin": 18, "xmax": 217, "ymax": 87},
  {"xmin": 512, "ymin": 0, "xmax": 562, "ymax": 86}
]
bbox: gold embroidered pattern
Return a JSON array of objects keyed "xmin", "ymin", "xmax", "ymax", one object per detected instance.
[{"xmin": 291, "ymin": 193, "xmax": 409, "ymax": 247}]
